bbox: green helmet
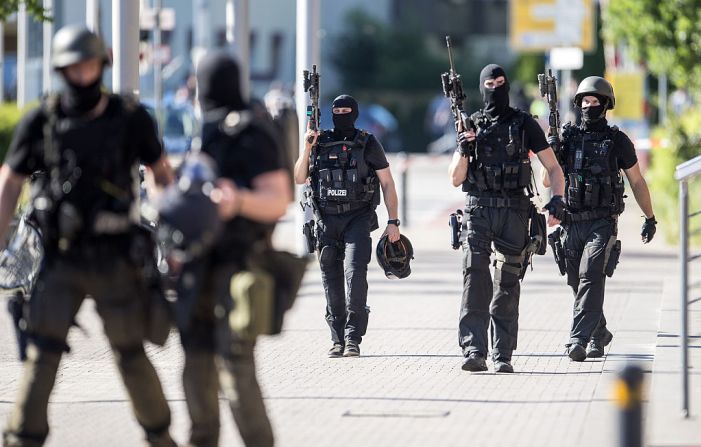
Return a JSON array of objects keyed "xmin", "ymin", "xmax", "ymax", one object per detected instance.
[
  {"xmin": 573, "ymin": 76, "xmax": 615, "ymax": 110},
  {"xmin": 51, "ymin": 25, "xmax": 110, "ymax": 69}
]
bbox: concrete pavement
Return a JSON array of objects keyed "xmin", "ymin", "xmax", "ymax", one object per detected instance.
[{"xmin": 0, "ymin": 154, "xmax": 697, "ymax": 446}]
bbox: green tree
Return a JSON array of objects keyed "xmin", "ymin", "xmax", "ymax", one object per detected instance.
[
  {"xmin": 603, "ymin": 0, "xmax": 701, "ymax": 90},
  {"xmin": 0, "ymin": 0, "xmax": 52, "ymax": 22}
]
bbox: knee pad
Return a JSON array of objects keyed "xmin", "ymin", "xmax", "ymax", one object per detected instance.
[{"xmin": 319, "ymin": 244, "xmax": 342, "ymax": 267}]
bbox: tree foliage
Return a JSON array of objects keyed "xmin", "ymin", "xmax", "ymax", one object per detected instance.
[
  {"xmin": 0, "ymin": 0, "xmax": 52, "ymax": 22},
  {"xmin": 329, "ymin": 9, "xmax": 447, "ymax": 92},
  {"xmin": 603, "ymin": 0, "xmax": 701, "ymax": 90}
]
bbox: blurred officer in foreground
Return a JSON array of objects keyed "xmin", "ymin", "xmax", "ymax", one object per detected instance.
[
  {"xmin": 172, "ymin": 51, "xmax": 291, "ymax": 447},
  {"xmin": 0, "ymin": 26, "xmax": 176, "ymax": 446},
  {"xmin": 448, "ymin": 64, "xmax": 565, "ymax": 373},
  {"xmin": 545, "ymin": 76, "xmax": 656, "ymax": 361},
  {"xmin": 294, "ymin": 95, "xmax": 401, "ymax": 358}
]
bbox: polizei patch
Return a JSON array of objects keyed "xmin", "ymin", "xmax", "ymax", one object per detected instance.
[{"xmin": 327, "ymin": 189, "xmax": 347, "ymax": 197}]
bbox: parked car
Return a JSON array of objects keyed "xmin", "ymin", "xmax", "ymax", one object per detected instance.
[{"xmin": 141, "ymin": 98, "xmax": 196, "ymax": 164}]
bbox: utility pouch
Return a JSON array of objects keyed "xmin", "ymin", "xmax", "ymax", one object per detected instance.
[
  {"xmin": 528, "ymin": 204, "xmax": 547, "ymax": 256},
  {"xmin": 302, "ymin": 220, "xmax": 317, "ymax": 254},
  {"xmin": 229, "ymin": 269, "xmax": 275, "ymax": 340},
  {"xmin": 502, "ymin": 162, "xmax": 519, "ymax": 190},
  {"xmin": 332, "ymin": 169, "xmax": 344, "ymax": 184},
  {"xmin": 604, "ymin": 239, "xmax": 621, "ymax": 277},
  {"xmin": 584, "ymin": 180, "xmax": 600, "ymax": 208},
  {"xmin": 599, "ymin": 177, "xmax": 612, "ymax": 207},
  {"xmin": 230, "ymin": 248, "xmax": 308, "ymax": 339},
  {"xmin": 548, "ymin": 227, "xmax": 566, "ymax": 276},
  {"xmin": 518, "ymin": 160, "xmax": 531, "ymax": 188},
  {"xmin": 567, "ymin": 173, "xmax": 583, "ymax": 209},
  {"xmin": 449, "ymin": 209, "xmax": 463, "ymax": 250},
  {"xmin": 485, "ymin": 165, "xmax": 503, "ymax": 190}
]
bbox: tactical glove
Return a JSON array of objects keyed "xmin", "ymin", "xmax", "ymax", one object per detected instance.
[
  {"xmin": 641, "ymin": 215, "xmax": 657, "ymax": 244},
  {"xmin": 543, "ymin": 195, "xmax": 566, "ymax": 221},
  {"xmin": 547, "ymin": 135, "xmax": 560, "ymax": 148},
  {"xmin": 457, "ymin": 132, "xmax": 473, "ymax": 157}
]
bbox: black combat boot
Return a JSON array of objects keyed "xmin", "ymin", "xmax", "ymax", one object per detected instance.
[
  {"xmin": 328, "ymin": 343, "xmax": 344, "ymax": 358},
  {"xmin": 586, "ymin": 329, "xmax": 613, "ymax": 358},
  {"xmin": 462, "ymin": 352, "xmax": 488, "ymax": 372},
  {"xmin": 493, "ymin": 357, "xmax": 514, "ymax": 373},
  {"xmin": 343, "ymin": 340, "xmax": 360, "ymax": 357},
  {"xmin": 567, "ymin": 343, "xmax": 587, "ymax": 362}
]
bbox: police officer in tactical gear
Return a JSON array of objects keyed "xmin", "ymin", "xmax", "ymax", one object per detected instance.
[
  {"xmin": 448, "ymin": 64, "xmax": 566, "ymax": 373},
  {"xmin": 544, "ymin": 76, "xmax": 656, "ymax": 362},
  {"xmin": 294, "ymin": 94, "xmax": 401, "ymax": 358},
  {"xmin": 0, "ymin": 26, "xmax": 177, "ymax": 446},
  {"xmin": 174, "ymin": 51, "xmax": 292, "ymax": 447}
]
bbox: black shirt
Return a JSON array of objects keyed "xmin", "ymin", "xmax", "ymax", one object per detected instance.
[
  {"xmin": 5, "ymin": 95, "xmax": 162, "ymax": 175},
  {"xmin": 520, "ymin": 113, "xmax": 550, "ymax": 154},
  {"xmin": 330, "ymin": 130, "xmax": 389, "ymax": 171},
  {"xmin": 5, "ymin": 95, "xmax": 161, "ymax": 241},
  {"xmin": 200, "ymin": 116, "xmax": 285, "ymax": 261}
]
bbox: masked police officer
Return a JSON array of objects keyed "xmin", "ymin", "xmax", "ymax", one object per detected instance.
[
  {"xmin": 448, "ymin": 64, "xmax": 566, "ymax": 373},
  {"xmin": 544, "ymin": 76, "xmax": 656, "ymax": 362},
  {"xmin": 172, "ymin": 51, "xmax": 292, "ymax": 447},
  {"xmin": 294, "ymin": 95, "xmax": 400, "ymax": 358},
  {"xmin": 0, "ymin": 26, "xmax": 176, "ymax": 446}
]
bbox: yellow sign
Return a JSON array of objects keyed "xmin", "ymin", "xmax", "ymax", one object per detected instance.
[
  {"xmin": 510, "ymin": 0, "xmax": 595, "ymax": 52},
  {"xmin": 607, "ymin": 71, "xmax": 645, "ymax": 121}
]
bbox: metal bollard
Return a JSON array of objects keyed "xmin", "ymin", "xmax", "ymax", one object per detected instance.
[
  {"xmin": 614, "ymin": 364, "xmax": 644, "ymax": 447},
  {"xmin": 398, "ymin": 152, "xmax": 408, "ymax": 227}
]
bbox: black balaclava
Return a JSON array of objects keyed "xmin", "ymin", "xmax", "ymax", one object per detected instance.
[
  {"xmin": 332, "ymin": 94, "xmax": 359, "ymax": 138},
  {"xmin": 60, "ymin": 72, "xmax": 103, "ymax": 116},
  {"xmin": 479, "ymin": 64, "xmax": 510, "ymax": 119},
  {"xmin": 197, "ymin": 51, "xmax": 246, "ymax": 113},
  {"xmin": 579, "ymin": 93, "xmax": 608, "ymax": 130}
]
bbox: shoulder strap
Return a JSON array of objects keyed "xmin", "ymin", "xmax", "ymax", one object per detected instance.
[
  {"xmin": 41, "ymin": 93, "xmax": 60, "ymax": 168},
  {"xmin": 353, "ymin": 130, "xmax": 371, "ymax": 149}
]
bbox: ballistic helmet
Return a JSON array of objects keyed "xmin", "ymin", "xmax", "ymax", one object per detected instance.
[
  {"xmin": 376, "ymin": 234, "xmax": 414, "ymax": 280},
  {"xmin": 51, "ymin": 25, "xmax": 111, "ymax": 69},
  {"xmin": 155, "ymin": 152, "xmax": 222, "ymax": 261},
  {"xmin": 573, "ymin": 76, "xmax": 615, "ymax": 109}
]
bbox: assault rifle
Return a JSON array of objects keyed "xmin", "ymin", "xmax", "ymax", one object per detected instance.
[
  {"xmin": 441, "ymin": 35, "xmax": 475, "ymax": 156},
  {"xmin": 302, "ymin": 65, "xmax": 320, "ymax": 137},
  {"xmin": 537, "ymin": 69, "xmax": 561, "ymax": 155},
  {"xmin": 300, "ymin": 65, "xmax": 321, "ymax": 253}
]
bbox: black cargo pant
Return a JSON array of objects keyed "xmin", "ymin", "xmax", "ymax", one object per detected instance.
[
  {"xmin": 3, "ymin": 250, "xmax": 174, "ymax": 447},
  {"xmin": 317, "ymin": 207, "xmax": 375, "ymax": 345},
  {"xmin": 561, "ymin": 216, "xmax": 618, "ymax": 346},
  {"xmin": 178, "ymin": 261, "xmax": 274, "ymax": 447},
  {"xmin": 459, "ymin": 201, "xmax": 529, "ymax": 361}
]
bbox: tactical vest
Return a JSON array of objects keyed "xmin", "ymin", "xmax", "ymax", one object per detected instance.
[
  {"xmin": 462, "ymin": 109, "xmax": 532, "ymax": 196},
  {"xmin": 33, "ymin": 94, "xmax": 140, "ymax": 252},
  {"xmin": 561, "ymin": 123, "xmax": 625, "ymax": 216},
  {"xmin": 311, "ymin": 130, "xmax": 380, "ymax": 215}
]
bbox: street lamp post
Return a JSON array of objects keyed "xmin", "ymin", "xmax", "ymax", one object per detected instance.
[{"xmin": 112, "ymin": 0, "xmax": 140, "ymax": 95}]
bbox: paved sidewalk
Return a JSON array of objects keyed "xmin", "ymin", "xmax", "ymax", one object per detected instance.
[{"xmin": 0, "ymin": 154, "xmax": 695, "ymax": 446}]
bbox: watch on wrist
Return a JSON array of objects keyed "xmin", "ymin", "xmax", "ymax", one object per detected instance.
[{"xmin": 387, "ymin": 219, "xmax": 400, "ymax": 227}]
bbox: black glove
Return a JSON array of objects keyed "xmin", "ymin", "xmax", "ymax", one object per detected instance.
[
  {"xmin": 457, "ymin": 132, "xmax": 473, "ymax": 157},
  {"xmin": 641, "ymin": 215, "xmax": 657, "ymax": 244},
  {"xmin": 547, "ymin": 135, "xmax": 560, "ymax": 148},
  {"xmin": 543, "ymin": 195, "xmax": 566, "ymax": 221}
]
